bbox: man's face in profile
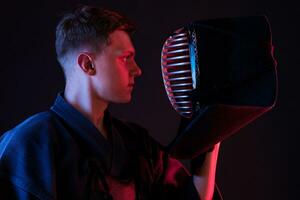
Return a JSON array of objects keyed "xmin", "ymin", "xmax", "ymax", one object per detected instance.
[{"xmin": 91, "ymin": 30, "xmax": 142, "ymax": 104}]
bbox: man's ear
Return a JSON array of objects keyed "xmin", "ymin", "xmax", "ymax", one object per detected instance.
[{"xmin": 77, "ymin": 53, "xmax": 96, "ymax": 75}]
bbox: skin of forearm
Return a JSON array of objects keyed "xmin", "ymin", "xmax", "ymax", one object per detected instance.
[{"xmin": 192, "ymin": 142, "xmax": 220, "ymax": 200}]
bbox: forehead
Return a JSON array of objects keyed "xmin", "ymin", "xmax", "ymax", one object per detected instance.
[{"xmin": 106, "ymin": 30, "xmax": 135, "ymax": 53}]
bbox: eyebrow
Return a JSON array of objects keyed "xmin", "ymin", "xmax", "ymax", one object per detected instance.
[{"xmin": 123, "ymin": 50, "xmax": 135, "ymax": 57}]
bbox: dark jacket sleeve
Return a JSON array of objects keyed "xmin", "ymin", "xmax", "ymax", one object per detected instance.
[
  {"xmin": 0, "ymin": 174, "xmax": 40, "ymax": 200},
  {"xmin": 156, "ymin": 151, "xmax": 223, "ymax": 200},
  {"xmin": 121, "ymin": 121, "xmax": 200, "ymax": 199},
  {"xmin": 124, "ymin": 121, "xmax": 224, "ymax": 200},
  {"xmin": 154, "ymin": 150, "xmax": 201, "ymax": 199}
]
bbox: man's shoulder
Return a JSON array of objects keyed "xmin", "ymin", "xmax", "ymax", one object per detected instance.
[
  {"xmin": 1, "ymin": 111, "xmax": 56, "ymax": 137},
  {"xmin": 0, "ymin": 111, "xmax": 57, "ymax": 156}
]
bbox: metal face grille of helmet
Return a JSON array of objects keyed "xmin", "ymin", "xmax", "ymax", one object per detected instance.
[{"xmin": 161, "ymin": 28, "xmax": 199, "ymax": 118}]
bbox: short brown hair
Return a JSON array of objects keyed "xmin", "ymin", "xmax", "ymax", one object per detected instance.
[{"xmin": 55, "ymin": 5, "xmax": 135, "ymax": 72}]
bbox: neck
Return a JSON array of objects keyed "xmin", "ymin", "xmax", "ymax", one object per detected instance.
[{"xmin": 64, "ymin": 82, "xmax": 109, "ymax": 139}]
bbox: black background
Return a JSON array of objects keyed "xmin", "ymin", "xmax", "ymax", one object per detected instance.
[{"xmin": 0, "ymin": 0, "xmax": 296, "ymax": 199}]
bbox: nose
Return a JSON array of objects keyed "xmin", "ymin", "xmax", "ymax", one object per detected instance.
[{"xmin": 131, "ymin": 60, "xmax": 142, "ymax": 77}]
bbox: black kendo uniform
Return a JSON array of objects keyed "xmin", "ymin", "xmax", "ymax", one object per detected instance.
[{"xmin": 0, "ymin": 93, "xmax": 204, "ymax": 200}]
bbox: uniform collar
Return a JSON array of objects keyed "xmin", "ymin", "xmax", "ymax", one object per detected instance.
[{"xmin": 50, "ymin": 93, "xmax": 132, "ymax": 180}]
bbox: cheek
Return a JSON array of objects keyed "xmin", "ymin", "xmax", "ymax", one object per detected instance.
[
  {"xmin": 95, "ymin": 61, "xmax": 130, "ymax": 92},
  {"xmin": 114, "ymin": 64, "xmax": 130, "ymax": 84}
]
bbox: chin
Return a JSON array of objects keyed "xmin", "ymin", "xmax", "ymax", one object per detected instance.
[
  {"xmin": 114, "ymin": 96, "xmax": 132, "ymax": 104},
  {"xmin": 122, "ymin": 97, "xmax": 132, "ymax": 103}
]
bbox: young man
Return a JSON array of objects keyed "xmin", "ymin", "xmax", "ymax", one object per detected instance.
[{"xmin": 0, "ymin": 5, "xmax": 220, "ymax": 200}]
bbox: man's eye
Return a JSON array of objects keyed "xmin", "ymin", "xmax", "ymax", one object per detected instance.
[{"xmin": 123, "ymin": 55, "xmax": 131, "ymax": 62}]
